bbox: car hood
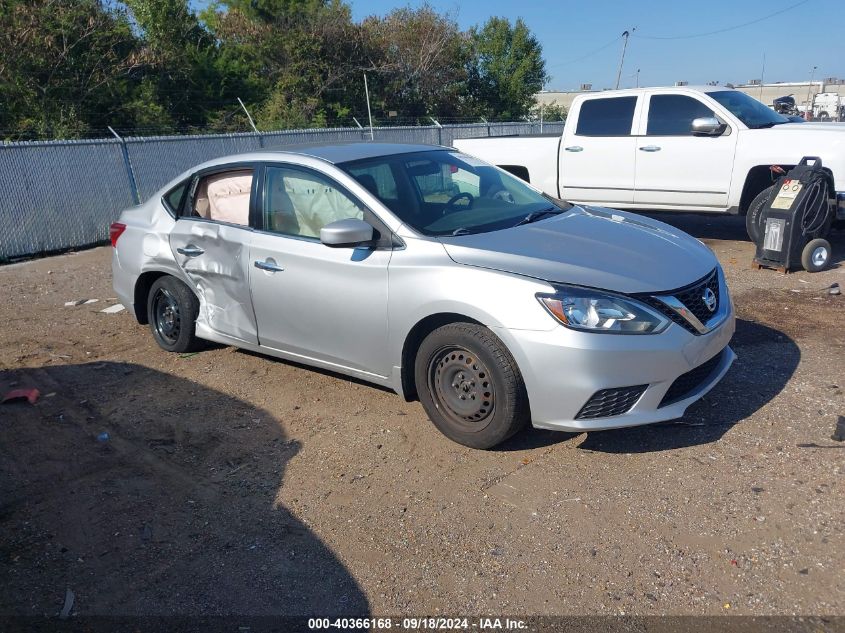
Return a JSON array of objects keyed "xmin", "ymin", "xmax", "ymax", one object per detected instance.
[{"xmin": 438, "ymin": 206, "xmax": 717, "ymax": 294}]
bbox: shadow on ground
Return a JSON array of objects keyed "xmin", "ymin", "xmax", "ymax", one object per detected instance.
[
  {"xmin": 0, "ymin": 362, "xmax": 369, "ymax": 617},
  {"xmin": 501, "ymin": 318, "xmax": 800, "ymax": 453}
]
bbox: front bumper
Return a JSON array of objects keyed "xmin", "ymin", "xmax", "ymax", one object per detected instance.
[{"xmin": 494, "ymin": 296, "xmax": 736, "ymax": 433}]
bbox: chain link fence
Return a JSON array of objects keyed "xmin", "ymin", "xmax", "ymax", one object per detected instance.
[{"xmin": 0, "ymin": 121, "xmax": 563, "ymax": 260}]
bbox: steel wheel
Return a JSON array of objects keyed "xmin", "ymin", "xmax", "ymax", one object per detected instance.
[
  {"xmin": 415, "ymin": 323, "xmax": 529, "ymax": 449},
  {"xmin": 146, "ymin": 276, "xmax": 202, "ymax": 353},
  {"xmin": 152, "ymin": 287, "xmax": 182, "ymax": 345},
  {"xmin": 427, "ymin": 345, "xmax": 495, "ymax": 431}
]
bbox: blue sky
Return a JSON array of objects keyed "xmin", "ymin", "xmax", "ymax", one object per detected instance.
[
  {"xmin": 349, "ymin": 0, "xmax": 845, "ymax": 90},
  {"xmin": 193, "ymin": 0, "xmax": 845, "ymax": 90}
]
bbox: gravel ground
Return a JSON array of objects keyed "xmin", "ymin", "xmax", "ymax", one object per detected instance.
[{"xmin": 0, "ymin": 214, "xmax": 843, "ymax": 618}]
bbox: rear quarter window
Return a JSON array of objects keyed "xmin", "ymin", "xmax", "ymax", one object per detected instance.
[
  {"xmin": 162, "ymin": 181, "xmax": 189, "ymax": 216},
  {"xmin": 575, "ymin": 96, "xmax": 637, "ymax": 137}
]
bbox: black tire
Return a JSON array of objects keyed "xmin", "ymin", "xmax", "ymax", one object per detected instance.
[
  {"xmin": 414, "ymin": 322, "xmax": 529, "ymax": 449},
  {"xmin": 146, "ymin": 276, "xmax": 203, "ymax": 353},
  {"xmin": 746, "ymin": 185, "xmax": 774, "ymax": 243},
  {"xmin": 801, "ymin": 238, "xmax": 832, "ymax": 272}
]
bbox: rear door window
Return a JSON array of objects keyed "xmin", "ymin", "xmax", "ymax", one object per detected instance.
[
  {"xmin": 646, "ymin": 94, "xmax": 716, "ymax": 136},
  {"xmin": 189, "ymin": 169, "xmax": 254, "ymax": 226},
  {"xmin": 575, "ymin": 96, "xmax": 637, "ymax": 136}
]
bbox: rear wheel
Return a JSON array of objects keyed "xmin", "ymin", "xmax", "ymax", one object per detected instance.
[
  {"xmin": 147, "ymin": 276, "xmax": 202, "ymax": 353},
  {"xmin": 746, "ymin": 185, "xmax": 774, "ymax": 243},
  {"xmin": 414, "ymin": 323, "xmax": 529, "ymax": 449}
]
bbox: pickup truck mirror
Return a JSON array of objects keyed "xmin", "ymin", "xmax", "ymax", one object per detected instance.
[
  {"xmin": 320, "ymin": 218, "xmax": 375, "ymax": 248},
  {"xmin": 691, "ymin": 116, "xmax": 726, "ymax": 136}
]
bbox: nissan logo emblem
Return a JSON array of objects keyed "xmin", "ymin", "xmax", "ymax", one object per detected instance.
[{"xmin": 703, "ymin": 287, "xmax": 717, "ymax": 312}]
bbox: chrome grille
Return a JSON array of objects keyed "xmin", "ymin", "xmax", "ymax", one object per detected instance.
[{"xmin": 638, "ymin": 269, "xmax": 720, "ymax": 335}]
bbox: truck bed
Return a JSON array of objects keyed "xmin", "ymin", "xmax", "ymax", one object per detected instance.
[{"xmin": 453, "ymin": 135, "xmax": 561, "ymax": 197}]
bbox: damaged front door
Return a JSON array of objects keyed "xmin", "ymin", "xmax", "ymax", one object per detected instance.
[{"xmin": 168, "ymin": 167, "xmax": 258, "ymax": 344}]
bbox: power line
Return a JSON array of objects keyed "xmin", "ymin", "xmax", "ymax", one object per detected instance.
[
  {"xmin": 546, "ymin": 35, "xmax": 623, "ymax": 69},
  {"xmin": 635, "ymin": 0, "xmax": 811, "ymax": 40}
]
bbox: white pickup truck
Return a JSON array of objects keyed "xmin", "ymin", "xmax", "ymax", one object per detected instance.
[{"xmin": 454, "ymin": 86, "xmax": 845, "ymax": 222}]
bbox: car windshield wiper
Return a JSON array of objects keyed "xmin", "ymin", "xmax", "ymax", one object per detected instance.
[
  {"xmin": 451, "ymin": 227, "xmax": 472, "ymax": 236},
  {"xmin": 514, "ymin": 208, "xmax": 564, "ymax": 227}
]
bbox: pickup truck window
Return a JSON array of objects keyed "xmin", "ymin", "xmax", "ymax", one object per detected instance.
[
  {"xmin": 575, "ymin": 96, "xmax": 636, "ymax": 136},
  {"xmin": 706, "ymin": 90, "xmax": 788, "ymax": 129},
  {"xmin": 646, "ymin": 95, "xmax": 715, "ymax": 136}
]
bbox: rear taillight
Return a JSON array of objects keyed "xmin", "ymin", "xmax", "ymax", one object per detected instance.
[{"xmin": 109, "ymin": 222, "xmax": 126, "ymax": 247}]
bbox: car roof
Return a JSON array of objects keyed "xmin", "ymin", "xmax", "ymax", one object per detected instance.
[{"xmin": 221, "ymin": 142, "xmax": 447, "ymax": 166}]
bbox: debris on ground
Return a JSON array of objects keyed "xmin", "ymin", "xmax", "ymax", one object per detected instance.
[
  {"xmin": 100, "ymin": 304, "xmax": 125, "ymax": 314},
  {"xmin": 96, "ymin": 432, "xmax": 110, "ymax": 443},
  {"xmin": 829, "ymin": 283, "xmax": 841, "ymax": 296},
  {"xmin": 1, "ymin": 388, "xmax": 40, "ymax": 405},
  {"xmin": 58, "ymin": 588, "xmax": 74, "ymax": 619},
  {"xmin": 64, "ymin": 299, "xmax": 99, "ymax": 307},
  {"xmin": 833, "ymin": 417, "xmax": 845, "ymax": 442}
]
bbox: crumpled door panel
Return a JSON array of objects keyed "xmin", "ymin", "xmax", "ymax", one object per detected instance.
[{"xmin": 169, "ymin": 220, "xmax": 258, "ymax": 344}]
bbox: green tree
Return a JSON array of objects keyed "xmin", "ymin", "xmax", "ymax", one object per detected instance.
[
  {"xmin": 530, "ymin": 102, "xmax": 567, "ymax": 122},
  {"xmin": 0, "ymin": 0, "xmax": 140, "ymax": 139},
  {"xmin": 205, "ymin": 0, "xmax": 365, "ymax": 129},
  {"xmin": 468, "ymin": 17, "xmax": 547, "ymax": 120},
  {"xmin": 360, "ymin": 6, "xmax": 470, "ymax": 121},
  {"xmin": 123, "ymin": 0, "xmax": 230, "ymax": 131}
]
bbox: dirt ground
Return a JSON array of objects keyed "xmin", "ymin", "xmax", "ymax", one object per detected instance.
[{"xmin": 1, "ymin": 214, "xmax": 843, "ymax": 619}]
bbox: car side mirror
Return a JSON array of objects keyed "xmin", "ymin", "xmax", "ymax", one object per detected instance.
[
  {"xmin": 320, "ymin": 218, "xmax": 375, "ymax": 248},
  {"xmin": 691, "ymin": 116, "xmax": 726, "ymax": 136}
]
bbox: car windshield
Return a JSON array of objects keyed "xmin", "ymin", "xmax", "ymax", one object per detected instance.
[
  {"xmin": 339, "ymin": 150, "xmax": 567, "ymax": 237},
  {"xmin": 706, "ymin": 90, "xmax": 790, "ymax": 129}
]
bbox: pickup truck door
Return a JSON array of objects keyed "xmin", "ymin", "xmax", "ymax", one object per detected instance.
[
  {"xmin": 560, "ymin": 95, "xmax": 639, "ymax": 204},
  {"xmin": 633, "ymin": 92, "xmax": 738, "ymax": 209}
]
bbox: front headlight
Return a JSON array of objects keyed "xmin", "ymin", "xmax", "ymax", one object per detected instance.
[{"xmin": 537, "ymin": 286, "xmax": 669, "ymax": 334}]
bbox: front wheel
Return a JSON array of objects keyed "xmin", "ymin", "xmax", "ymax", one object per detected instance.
[
  {"xmin": 414, "ymin": 323, "xmax": 529, "ymax": 449},
  {"xmin": 147, "ymin": 276, "xmax": 203, "ymax": 353}
]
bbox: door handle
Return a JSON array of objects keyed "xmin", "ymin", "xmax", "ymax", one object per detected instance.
[
  {"xmin": 564, "ymin": 146, "xmax": 583, "ymax": 152},
  {"xmin": 639, "ymin": 145, "xmax": 662, "ymax": 152},
  {"xmin": 254, "ymin": 259, "xmax": 284, "ymax": 272},
  {"xmin": 176, "ymin": 245, "xmax": 204, "ymax": 257}
]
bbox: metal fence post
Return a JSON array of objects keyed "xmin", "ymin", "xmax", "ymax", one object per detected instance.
[{"xmin": 108, "ymin": 126, "xmax": 139, "ymax": 205}]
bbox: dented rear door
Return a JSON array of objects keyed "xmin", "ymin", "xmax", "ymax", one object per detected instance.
[{"xmin": 169, "ymin": 219, "xmax": 257, "ymax": 344}]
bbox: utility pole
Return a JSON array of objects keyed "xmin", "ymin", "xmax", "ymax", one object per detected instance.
[
  {"xmin": 635, "ymin": 68, "xmax": 640, "ymax": 88},
  {"xmin": 759, "ymin": 53, "xmax": 766, "ymax": 102},
  {"xmin": 363, "ymin": 73, "xmax": 374, "ymax": 141},
  {"xmin": 805, "ymin": 65, "xmax": 817, "ymax": 120},
  {"xmin": 615, "ymin": 30, "xmax": 632, "ymax": 90},
  {"xmin": 237, "ymin": 97, "xmax": 259, "ymax": 134}
]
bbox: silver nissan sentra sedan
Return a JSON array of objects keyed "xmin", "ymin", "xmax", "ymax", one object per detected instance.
[{"xmin": 111, "ymin": 142, "xmax": 735, "ymax": 449}]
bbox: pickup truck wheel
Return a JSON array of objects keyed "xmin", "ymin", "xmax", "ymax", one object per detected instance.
[
  {"xmin": 147, "ymin": 276, "xmax": 203, "ymax": 353},
  {"xmin": 415, "ymin": 323, "xmax": 529, "ymax": 449},
  {"xmin": 746, "ymin": 185, "xmax": 774, "ymax": 243}
]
